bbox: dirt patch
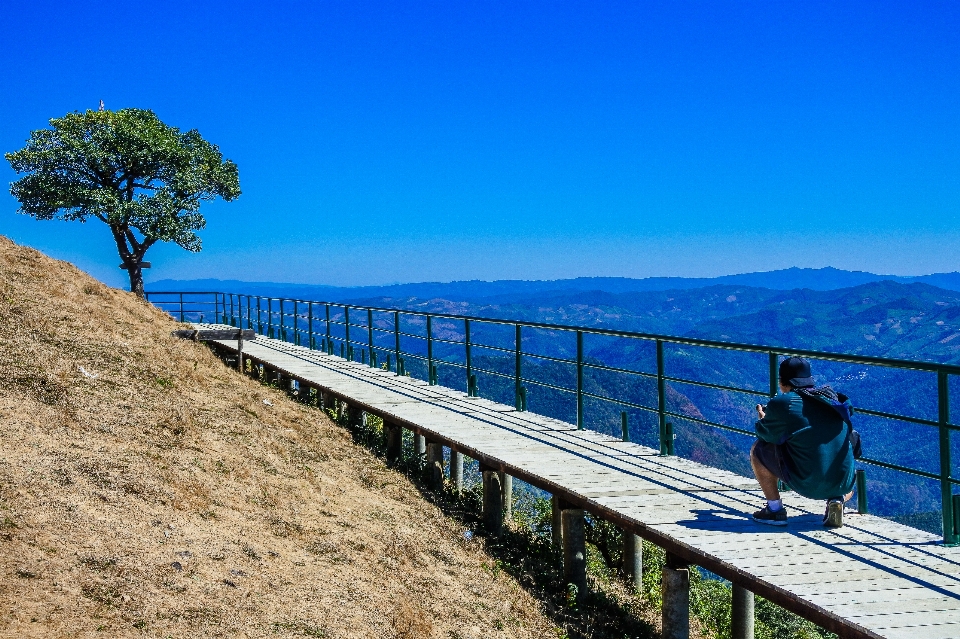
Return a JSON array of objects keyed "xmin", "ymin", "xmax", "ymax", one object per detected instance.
[{"xmin": 0, "ymin": 235, "xmax": 556, "ymax": 638}]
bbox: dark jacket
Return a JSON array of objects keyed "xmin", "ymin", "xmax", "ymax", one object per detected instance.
[{"xmin": 755, "ymin": 391, "xmax": 855, "ymax": 500}]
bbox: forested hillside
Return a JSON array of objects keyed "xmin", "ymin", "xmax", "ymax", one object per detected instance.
[{"xmin": 352, "ymin": 280, "xmax": 960, "ymax": 525}]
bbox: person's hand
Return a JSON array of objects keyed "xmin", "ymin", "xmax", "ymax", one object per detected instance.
[{"xmin": 756, "ymin": 403, "xmax": 766, "ymax": 419}]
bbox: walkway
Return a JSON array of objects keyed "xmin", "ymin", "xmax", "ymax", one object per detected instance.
[{"xmin": 206, "ymin": 327, "xmax": 960, "ymax": 639}]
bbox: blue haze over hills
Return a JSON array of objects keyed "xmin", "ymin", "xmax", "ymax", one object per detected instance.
[{"xmin": 151, "ymin": 266, "xmax": 960, "ymax": 302}]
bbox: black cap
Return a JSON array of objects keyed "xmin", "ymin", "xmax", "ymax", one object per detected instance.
[{"xmin": 779, "ymin": 356, "xmax": 814, "ymax": 388}]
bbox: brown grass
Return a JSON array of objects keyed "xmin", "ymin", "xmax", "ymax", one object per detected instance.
[{"xmin": 0, "ymin": 236, "xmax": 558, "ymax": 638}]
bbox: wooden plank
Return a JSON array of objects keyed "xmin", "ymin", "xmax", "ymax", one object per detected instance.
[{"xmin": 174, "ymin": 328, "xmax": 256, "ymax": 340}]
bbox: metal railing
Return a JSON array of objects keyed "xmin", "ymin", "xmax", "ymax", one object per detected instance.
[{"xmin": 146, "ymin": 290, "xmax": 960, "ymax": 544}]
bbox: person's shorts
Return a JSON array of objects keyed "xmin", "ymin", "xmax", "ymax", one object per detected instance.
[{"xmin": 753, "ymin": 439, "xmax": 791, "ymax": 484}]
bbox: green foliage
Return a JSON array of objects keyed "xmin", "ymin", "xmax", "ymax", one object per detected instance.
[{"xmin": 5, "ymin": 108, "xmax": 240, "ymax": 295}]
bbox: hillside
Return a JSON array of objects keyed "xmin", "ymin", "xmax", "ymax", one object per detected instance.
[{"xmin": 0, "ymin": 236, "xmax": 559, "ymax": 638}]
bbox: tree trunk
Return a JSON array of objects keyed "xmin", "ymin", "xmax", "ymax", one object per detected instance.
[
  {"xmin": 127, "ymin": 264, "xmax": 145, "ymax": 299},
  {"xmin": 109, "ymin": 223, "xmax": 148, "ymax": 299}
]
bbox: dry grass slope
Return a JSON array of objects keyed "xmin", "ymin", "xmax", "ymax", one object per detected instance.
[{"xmin": 0, "ymin": 235, "xmax": 557, "ymax": 638}]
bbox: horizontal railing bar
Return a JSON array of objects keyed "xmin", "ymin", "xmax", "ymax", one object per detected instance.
[
  {"xmin": 855, "ymin": 456, "xmax": 958, "ymax": 484},
  {"xmin": 580, "ymin": 390, "xmax": 659, "ymax": 413},
  {"xmin": 519, "ymin": 351, "xmax": 577, "ymax": 366},
  {"xmin": 853, "ymin": 407, "xmax": 942, "ymax": 428},
  {"xmin": 467, "ymin": 342, "xmax": 515, "ymax": 356},
  {"xmin": 581, "ymin": 360, "xmax": 656, "ymax": 378},
  {"xmin": 520, "ymin": 377, "xmax": 578, "ymax": 395},
  {"xmin": 145, "ymin": 291, "xmax": 223, "ymax": 295},
  {"xmin": 663, "ymin": 376, "xmax": 770, "ymax": 397},
  {"xmin": 198, "ymin": 291, "xmax": 960, "ymax": 374},
  {"xmin": 470, "ymin": 367, "xmax": 515, "ymax": 381},
  {"xmin": 664, "ymin": 410, "xmax": 757, "ymax": 437}
]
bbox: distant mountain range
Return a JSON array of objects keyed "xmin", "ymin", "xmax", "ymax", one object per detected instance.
[{"xmin": 148, "ymin": 266, "xmax": 960, "ymax": 302}]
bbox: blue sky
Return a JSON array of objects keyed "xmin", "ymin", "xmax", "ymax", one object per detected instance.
[{"xmin": 2, "ymin": 1, "xmax": 960, "ymax": 287}]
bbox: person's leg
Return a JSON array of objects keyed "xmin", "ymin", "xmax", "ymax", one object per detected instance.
[
  {"xmin": 750, "ymin": 441, "xmax": 788, "ymax": 526},
  {"xmin": 750, "ymin": 441, "xmax": 782, "ymax": 501}
]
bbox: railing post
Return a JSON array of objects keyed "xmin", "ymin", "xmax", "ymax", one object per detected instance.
[
  {"xmin": 257, "ymin": 296, "xmax": 262, "ymax": 334},
  {"xmin": 954, "ymin": 494, "xmax": 960, "ymax": 541},
  {"xmin": 515, "ymin": 324, "xmax": 523, "ymax": 411},
  {"xmin": 291, "ymin": 299, "xmax": 296, "ymax": 342},
  {"xmin": 577, "ymin": 330, "xmax": 584, "ymax": 429},
  {"xmin": 368, "ymin": 308, "xmax": 374, "ymax": 367},
  {"xmin": 394, "ymin": 311, "xmax": 401, "ymax": 375},
  {"xmin": 308, "ymin": 303, "xmax": 314, "ymax": 349},
  {"xmin": 281, "ymin": 299, "xmax": 287, "ymax": 341},
  {"xmin": 769, "ymin": 352, "xmax": 779, "ymax": 397},
  {"xmin": 246, "ymin": 296, "xmax": 252, "ymax": 330},
  {"xmin": 345, "ymin": 306, "xmax": 351, "ymax": 359},
  {"xmin": 465, "ymin": 319, "xmax": 472, "ymax": 395},
  {"xmin": 229, "ymin": 293, "xmax": 235, "ymax": 325},
  {"xmin": 179, "ymin": 292, "xmax": 184, "ymax": 322},
  {"xmin": 427, "ymin": 315, "xmax": 434, "ymax": 384},
  {"xmin": 622, "ymin": 411, "xmax": 630, "ymax": 442},
  {"xmin": 856, "ymin": 469, "xmax": 868, "ymax": 514},
  {"xmin": 939, "ymin": 370, "xmax": 957, "ymax": 545},
  {"xmin": 325, "ymin": 304, "xmax": 331, "ymax": 352},
  {"xmin": 267, "ymin": 297, "xmax": 273, "ymax": 338},
  {"xmin": 657, "ymin": 340, "xmax": 667, "ymax": 454}
]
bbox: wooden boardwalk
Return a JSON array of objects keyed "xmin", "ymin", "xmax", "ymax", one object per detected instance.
[{"xmin": 207, "ymin": 328, "xmax": 960, "ymax": 639}]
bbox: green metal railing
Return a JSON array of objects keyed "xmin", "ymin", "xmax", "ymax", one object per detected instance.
[{"xmin": 145, "ymin": 290, "xmax": 960, "ymax": 545}]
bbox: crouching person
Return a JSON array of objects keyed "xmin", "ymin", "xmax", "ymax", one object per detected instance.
[{"xmin": 750, "ymin": 356, "xmax": 856, "ymax": 528}]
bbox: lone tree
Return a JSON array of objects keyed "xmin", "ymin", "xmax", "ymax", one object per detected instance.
[{"xmin": 5, "ymin": 107, "xmax": 240, "ymax": 298}]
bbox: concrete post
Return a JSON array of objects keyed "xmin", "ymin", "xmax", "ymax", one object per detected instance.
[
  {"xmin": 450, "ymin": 449, "xmax": 464, "ymax": 492},
  {"xmin": 499, "ymin": 472, "xmax": 513, "ymax": 522},
  {"xmin": 426, "ymin": 441, "xmax": 444, "ymax": 488},
  {"xmin": 481, "ymin": 468, "xmax": 503, "ymax": 536},
  {"xmin": 662, "ymin": 552, "xmax": 690, "ymax": 639},
  {"xmin": 732, "ymin": 583, "xmax": 755, "ymax": 639},
  {"xmin": 414, "ymin": 433, "xmax": 427, "ymax": 467},
  {"xmin": 623, "ymin": 532, "xmax": 642, "ymax": 592},
  {"xmin": 551, "ymin": 495, "xmax": 563, "ymax": 549},
  {"xmin": 385, "ymin": 423, "xmax": 403, "ymax": 465},
  {"xmin": 561, "ymin": 508, "xmax": 587, "ymax": 603}
]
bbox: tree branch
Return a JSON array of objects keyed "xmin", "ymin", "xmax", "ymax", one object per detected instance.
[
  {"xmin": 123, "ymin": 226, "xmax": 142, "ymax": 254},
  {"xmin": 110, "ymin": 224, "xmax": 133, "ymax": 263}
]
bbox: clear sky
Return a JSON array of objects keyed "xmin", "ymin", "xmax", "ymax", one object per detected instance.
[{"xmin": 2, "ymin": 1, "xmax": 960, "ymax": 288}]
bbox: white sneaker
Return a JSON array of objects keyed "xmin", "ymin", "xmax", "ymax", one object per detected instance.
[{"xmin": 823, "ymin": 499, "xmax": 843, "ymax": 528}]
